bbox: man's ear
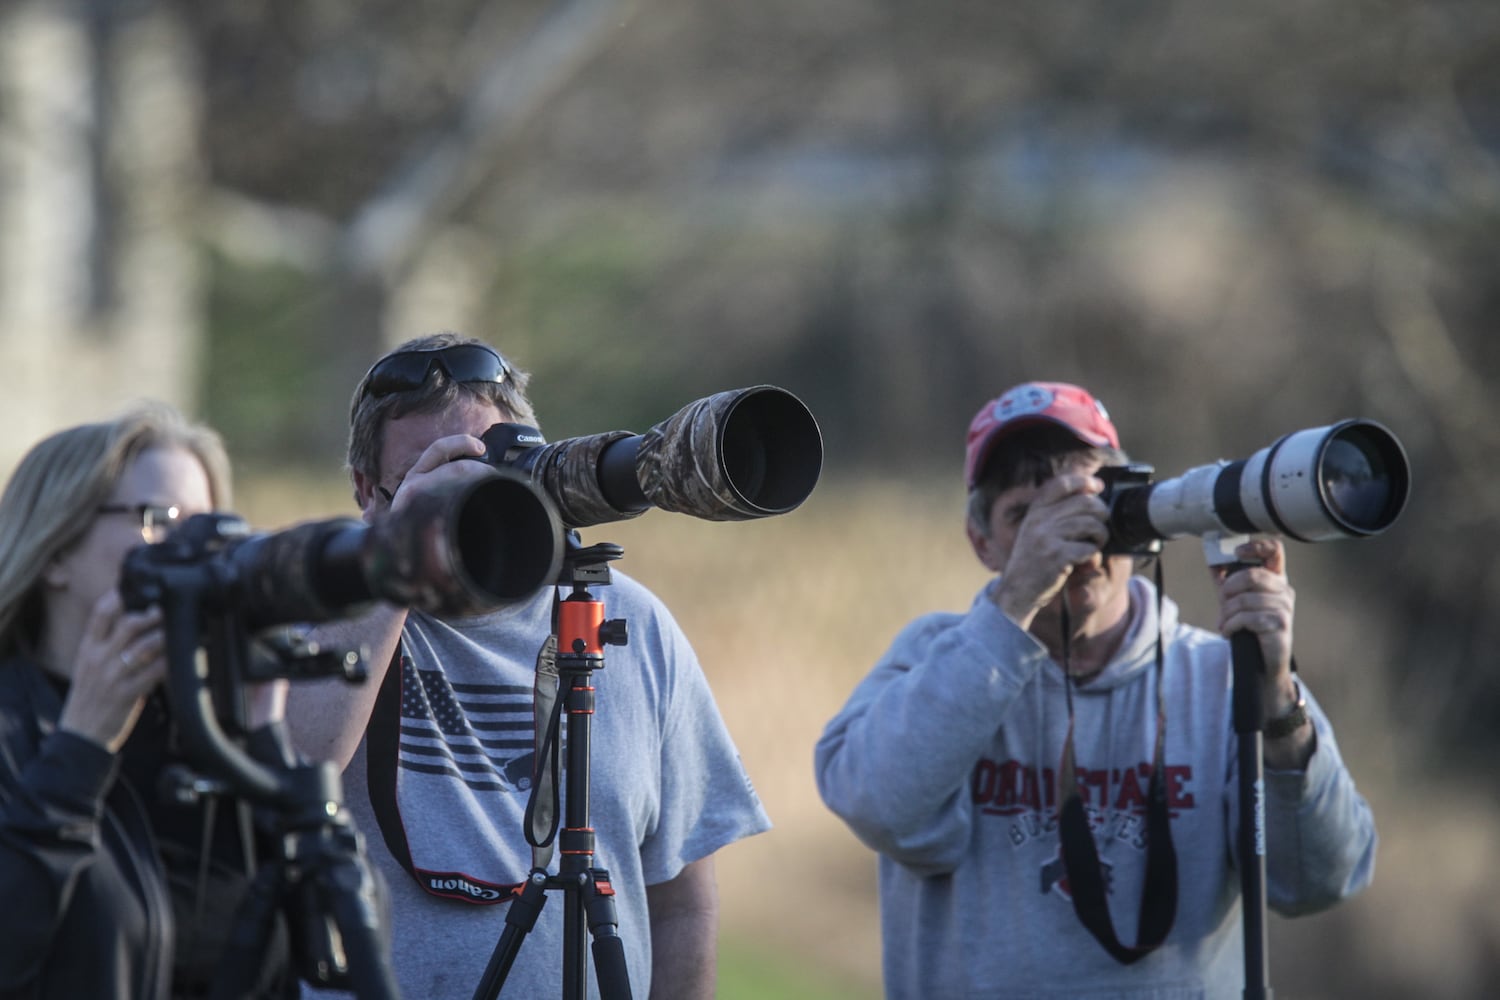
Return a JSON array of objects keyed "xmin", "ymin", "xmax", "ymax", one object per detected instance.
[{"xmin": 351, "ymin": 469, "xmax": 378, "ymax": 512}]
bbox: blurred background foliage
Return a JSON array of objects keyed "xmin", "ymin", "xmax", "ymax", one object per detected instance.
[
  {"xmin": 180, "ymin": 0, "xmax": 1499, "ymax": 771},
  {"xmin": 6, "ymin": 0, "xmax": 1500, "ymax": 995}
]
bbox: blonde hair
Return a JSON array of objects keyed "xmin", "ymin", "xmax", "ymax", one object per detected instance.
[{"xmin": 0, "ymin": 401, "xmax": 232, "ymax": 656}]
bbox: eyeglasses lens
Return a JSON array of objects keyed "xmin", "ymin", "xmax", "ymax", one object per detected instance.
[
  {"xmin": 140, "ymin": 505, "xmax": 182, "ymax": 543},
  {"xmin": 99, "ymin": 503, "xmax": 182, "ymax": 543}
]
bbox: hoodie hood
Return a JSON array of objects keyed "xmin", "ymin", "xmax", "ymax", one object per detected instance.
[{"xmin": 976, "ymin": 574, "xmax": 1182, "ymax": 694}]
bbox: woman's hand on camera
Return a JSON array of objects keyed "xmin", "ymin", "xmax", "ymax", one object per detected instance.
[{"xmin": 56, "ymin": 590, "xmax": 166, "ymax": 753}]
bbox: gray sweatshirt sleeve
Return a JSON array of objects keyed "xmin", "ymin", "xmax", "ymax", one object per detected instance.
[
  {"xmin": 1260, "ymin": 684, "xmax": 1378, "ymax": 915},
  {"xmin": 814, "ymin": 598, "xmax": 1052, "ymax": 876}
]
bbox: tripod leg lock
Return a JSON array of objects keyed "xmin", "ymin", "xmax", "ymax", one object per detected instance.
[
  {"xmin": 591, "ymin": 870, "xmax": 616, "ymax": 899},
  {"xmin": 585, "ymin": 869, "xmax": 633, "ymax": 1000},
  {"xmin": 505, "ymin": 870, "xmax": 550, "ymax": 932},
  {"xmin": 584, "ymin": 868, "xmax": 622, "ymax": 936}
]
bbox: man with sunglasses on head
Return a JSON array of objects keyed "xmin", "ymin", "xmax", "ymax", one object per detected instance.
[
  {"xmin": 288, "ymin": 332, "xmax": 770, "ymax": 1000},
  {"xmin": 814, "ymin": 382, "xmax": 1377, "ymax": 999}
]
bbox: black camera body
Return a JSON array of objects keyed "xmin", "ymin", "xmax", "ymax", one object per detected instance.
[
  {"xmin": 479, "ymin": 423, "xmax": 547, "ymax": 464},
  {"xmin": 1096, "ymin": 463, "xmax": 1163, "ymax": 556},
  {"xmin": 120, "ymin": 511, "xmax": 247, "ymax": 613}
]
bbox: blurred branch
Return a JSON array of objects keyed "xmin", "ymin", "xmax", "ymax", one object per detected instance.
[
  {"xmin": 205, "ymin": 0, "xmax": 639, "ymax": 457},
  {"xmin": 1374, "ymin": 248, "xmax": 1479, "ymax": 426},
  {"xmin": 337, "ymin": 0, "xmax": 637, "ymax": 284},
  {"xmin": 1373, "ymin": 239, "xmax": 1497, "ymax": 495},
  {"xmin": 201, "ymin": 189, "xmax": 337, "ymax": 268}
]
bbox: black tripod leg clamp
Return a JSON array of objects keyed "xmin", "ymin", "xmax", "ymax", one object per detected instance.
[
  {"xmin": 585, "ymin": 869, "xmax": 632, "ymax": 1000},
  {"xmin": 507, "ymin": 870, "xmax": 551, "ymax": 932}
]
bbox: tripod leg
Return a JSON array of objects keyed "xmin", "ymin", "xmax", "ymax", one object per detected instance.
[
  {"xmin": 1231, "ymin": 629, "xmax": 1272, "ymax": 998},
  {"xmin": 472, "ymin": 871, "xmax": 550, "ymax": 1000},
  {"xmin": 210, "ymin": 863, "xmax": 285, "ymax": 1000},
  {"xmin": 313, "ymin": 841, "xmax": 402, "ymax": 1000},
  {"xmin": 584, "ymin": 869, "xmax": 633, "ymax": 1000},
  {"xmin": 283, "ymin": 781, "xmax": 401, "ymax": 999}
]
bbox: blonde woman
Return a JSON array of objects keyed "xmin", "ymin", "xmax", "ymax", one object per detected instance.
[{"xmin": 0, "ymin": 403, "xmax": 294, "ymax": 999}]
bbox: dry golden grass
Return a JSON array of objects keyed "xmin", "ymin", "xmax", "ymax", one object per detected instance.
[{"xmin": 238, "ymin": 471, "xmax": 1499, "ymax": 999}]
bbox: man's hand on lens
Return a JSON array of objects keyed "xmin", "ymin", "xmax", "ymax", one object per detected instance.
[{"xmin": 375, "ymin": 433, "xmax": 490, "ymax": 518}]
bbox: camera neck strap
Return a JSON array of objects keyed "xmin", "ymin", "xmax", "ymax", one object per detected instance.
[
  {"xmin": 523, "ymin": 619, "xmax": 563, "ymax": 871},
  {"xmin": 1055, "ymin": 559, "xmax": 1178, "ymax": 965}
]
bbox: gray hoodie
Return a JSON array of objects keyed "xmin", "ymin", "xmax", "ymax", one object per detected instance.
[{"xmin": 815, "ymin": 576, "xmax": 1375, "ymax": 999}]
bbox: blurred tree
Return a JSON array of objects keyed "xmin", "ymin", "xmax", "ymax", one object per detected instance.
[
  {"xmin": 0, "ymin": 1, "xmax": 201, "ymax": 467},
  {"xmin": 8, "ymin": 1, "xmax": 1498, "ymax": 993},
  {"xmin": 179, "ymin": 0, "xmax": 635, "ymax": 456},
  {"xmin": 52, "ymin": 0, "xmax": 1500, "ymax": 773}
]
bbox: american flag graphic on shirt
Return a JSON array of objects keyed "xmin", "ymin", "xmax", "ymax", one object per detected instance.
[{"xmin": 399, "ymin": 664, "xmax": 546, "ymax": 793}]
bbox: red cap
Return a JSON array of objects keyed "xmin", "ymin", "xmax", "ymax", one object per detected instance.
[{"xmin": 964, "ymin": 381, "xmax": 1120, "ymax": 488}]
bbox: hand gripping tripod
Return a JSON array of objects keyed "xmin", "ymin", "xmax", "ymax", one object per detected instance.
[
  {"xmin": 473, "ymin": 542, "xmax": 634, "ymax": 1000},
  {"xmin": 1207, "ymin": 534, "xmax": 1275, "ymax": 1000}
]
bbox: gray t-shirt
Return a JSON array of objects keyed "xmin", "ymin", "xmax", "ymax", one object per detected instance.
[{"xmin": 305, "ymin": 569, "xmax": 770, "ymax": 999}]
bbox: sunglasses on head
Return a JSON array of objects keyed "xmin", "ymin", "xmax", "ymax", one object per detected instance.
[{"xmin": 359, "ymin": 344, "xmax": 509, "ymax": 401}]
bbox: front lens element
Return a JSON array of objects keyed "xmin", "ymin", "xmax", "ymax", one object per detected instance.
[{"xmin": 1318, "ymin": 423, "xmax": 1409, "ymax": 535}]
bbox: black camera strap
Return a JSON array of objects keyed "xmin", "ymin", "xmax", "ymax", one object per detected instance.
[
  {"xmin": 1055, "ymin": 560, "xmax": 1177, "ymax": 964},
  {"xmin": 367, "ymin": 640, "xmax": 528, "ymax": 903},
  {"xmin": 366, "ymin": 644, "xmax": 421, "ymax": 882},
  {"xmin": 522, "ymin": 626, "xmax": 563, "ymax": 869}
]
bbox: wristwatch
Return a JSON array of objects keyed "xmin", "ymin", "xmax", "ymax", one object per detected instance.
[{"xmin": 1264, "ymin": 680, "xmax": 1309, "ymax": 739}]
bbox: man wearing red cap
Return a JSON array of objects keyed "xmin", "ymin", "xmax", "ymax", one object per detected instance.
[{"xmin": 815, "ymin": 381, "xmax": 1376, "ymax": 998}]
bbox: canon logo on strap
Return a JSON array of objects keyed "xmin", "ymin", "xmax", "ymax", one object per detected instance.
[{"xmin": 428, "ymin": 876, "xmax": 504, "ymax": 901}]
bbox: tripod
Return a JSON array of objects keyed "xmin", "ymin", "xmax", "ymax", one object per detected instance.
[
  {"xmin": 1206, "ymin": 534, "xmax": 1274, "ymax": 999},
  {"xmin": 154, "ymin": 576, "xmax": 401, "ymax": 1000},
  {"xmin": 472, "ymin": 542, "xmax": 634, "ymax": 1000},
  {"xmin": 1230, "ymin": 627, "xmax": 1272, "ymax": 1000},
  {"xmin": 198, "ymin": 731, "xmax": 400, "ymax": 1000}
]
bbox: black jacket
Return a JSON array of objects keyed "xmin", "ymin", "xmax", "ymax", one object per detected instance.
[
  {"xmin": 0, "ymin": 659, "xmax": 297, "ymax": 1000},
  {"xmin": 0, "ymin": 657, "xmax": 174, "ymax": 1000}
]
